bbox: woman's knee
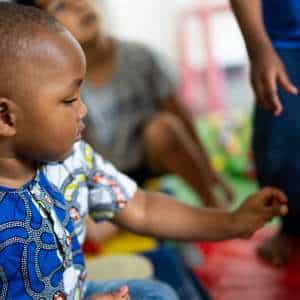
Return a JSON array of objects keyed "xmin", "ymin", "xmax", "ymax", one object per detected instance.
[{"xmin": 143, "ymin": 112, "xmax": 184, "ymax": 153}]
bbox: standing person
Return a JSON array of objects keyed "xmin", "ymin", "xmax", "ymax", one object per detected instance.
[
  {"xmin": 17, "ymin": 0, "xmax": 234, "ymax": 208},
  {"xmin": 230, "ymin": 0, "xmax": 300, "ymax": 266}
]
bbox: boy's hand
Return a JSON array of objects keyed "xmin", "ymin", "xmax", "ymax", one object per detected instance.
[
  {"xmin": 87, "ymin": 286, "xmax": 130, "ymax": 300},
  {"xmin": 250, "ymin": 45, "xmax": 298, "ymax": 116},
  {"xmin": 233, "ymin": 187, "xmax": 288, "ymax": 238}
]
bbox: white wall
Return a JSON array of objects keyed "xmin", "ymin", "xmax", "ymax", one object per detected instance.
[{"xmin": 98, "ymin": 0, "xmax": 248, "ymax": 68}]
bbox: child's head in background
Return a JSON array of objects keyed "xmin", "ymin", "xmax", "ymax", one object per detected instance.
[{"xmin": 16, "ymin": 0, "xmax": 102, "ymax": 46}]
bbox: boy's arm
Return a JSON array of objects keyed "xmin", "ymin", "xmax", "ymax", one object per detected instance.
[
  {"xmin": 113, "ymin": 188, "xmax": 287, "ymax": 241},
  {"xmin": 230, "ymin": 0, "xmax": 298, "ymax": 115}
]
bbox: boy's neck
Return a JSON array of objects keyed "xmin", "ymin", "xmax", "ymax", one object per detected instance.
[{"xmin": 0, "ymin": 157, "xmax": 36, "ymax": 189}]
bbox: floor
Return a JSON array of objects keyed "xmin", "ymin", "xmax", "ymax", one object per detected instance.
[{"xmin": 193, "ymin": 227, "xmax": 300, "ymax": 300}]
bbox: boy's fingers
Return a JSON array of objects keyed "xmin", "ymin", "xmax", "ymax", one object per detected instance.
[
  {"xmin": 270, "ymin": 204, "xmax": 288, "ymax": 218},
  {"xmin": 280, "ymin": 205, "xmax": 289, "ymax": 216},
  {"xmin": 266, "ymin": 187, "xmax": 288, "ymax": 204},
  {"xmin": 118, "ymin": 286, "xmax": 129, "ymax": 297},
  {"xmin": 263, "ymin": 202, "xmax": 288, "ymax": 218},
  {"xmin": 271, "ymin": 189, "xmax": 288, "ymax": 204},
  {"xmin": 256, "ymin": 187, "xmax": 288, "ymax": 206},
  {"xmin": 270, "ymin": 204, "xmax": 286, "ymax": 217},
  {"xmin": 111, "ymin": 286, "xmax": 129, "ymax": 299}
]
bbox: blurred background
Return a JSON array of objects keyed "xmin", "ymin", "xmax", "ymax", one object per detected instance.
[
  {"xmin": 3, "ymin": 1, "xmax": 299, "ymax": 299},
  {"xmin": 93, "ymin": 0, "xmax": 255, "ymax": 205},
  {"xmin": 99, "ymin": 0, "xmax": 252, "ymax": 113},
  {"xmin": 84, "ymin": 2, "xmax": 261, "ymax": 300}
]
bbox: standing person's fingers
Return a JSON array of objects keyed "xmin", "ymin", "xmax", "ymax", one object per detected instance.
[
  {"xmin": 252, "ymin": 75, "xmax": 272, "ymax": 112},
  {"xmin": 278, "ymin": 68, "xmax": 298, "ymax": 95},
  {"xmin": 260, "ymin": 71, "xmax": 282, "ymax": 115}
]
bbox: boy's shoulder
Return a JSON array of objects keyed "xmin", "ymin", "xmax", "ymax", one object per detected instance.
[
  {"xmin": 42, "ymin": 140, "xmax": 95, "ymax": 186},
  {"xmin": 42, "ymin": 140, "xmax": 137, "ymax": 202},
  {"xmin": 43, "ymin": 139, "xmax": 137, "ymax": 195}
]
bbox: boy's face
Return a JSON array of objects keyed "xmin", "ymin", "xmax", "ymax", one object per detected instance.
[
  {"xmin": 39, "ymin": 0, "xmax": 100, "ymax": 45},
  {"xmin": 14, "ymin": 30, "xmax": 87, "ymax": 163}
]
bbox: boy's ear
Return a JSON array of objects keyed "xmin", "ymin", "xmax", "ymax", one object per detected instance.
[{"xmin": 0, "ymin": 98, "xmax": 17, "ymax": 137}]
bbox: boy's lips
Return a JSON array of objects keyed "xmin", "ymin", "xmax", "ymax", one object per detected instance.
[{"xmin": 76, "ymin": 123, "xmax": 85, "ymax": 139}]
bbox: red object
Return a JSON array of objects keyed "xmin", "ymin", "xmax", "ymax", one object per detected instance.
[
  {"xmin": 82, "ymin": 240, "xmax": 101, "ymax": 255},
  {"xmin": 192, "ymin": 227, "xmax": 300, "ymax": 300}
]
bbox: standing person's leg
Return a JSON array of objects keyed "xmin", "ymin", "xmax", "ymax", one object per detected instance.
[
  {"xmin": 84, "ymin": 279, "xmax": 180, "ymax": 300},
  {"xmin": 254, "ymin": 48, "xmax": 300, "ymax": 266}
]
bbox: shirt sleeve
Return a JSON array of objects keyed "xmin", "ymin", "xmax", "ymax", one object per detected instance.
[{"xmin": 79, "ymin": 142, "xmax": 138, "ymax": 222}]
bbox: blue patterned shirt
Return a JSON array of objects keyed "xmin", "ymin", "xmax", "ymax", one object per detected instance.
[{"xmin": 0, "ymin": 141, "xmax": 137, "ymax": 299}]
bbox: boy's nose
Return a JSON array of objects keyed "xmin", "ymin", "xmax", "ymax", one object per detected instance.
[{"xmin": 78, "ymin": 100, "xmax": 87, "ymax": 120}]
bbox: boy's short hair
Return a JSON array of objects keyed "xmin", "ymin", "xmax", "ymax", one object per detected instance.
[
  {"xmin": 0, "ymin": 3, "xmax": 56, "ymax": 28},
  {"xmin": 0, "ymin": 3, "xmax": 64, "ymax": 99},
  {"xmin": 15, "ymin": 0, "xmax": 37, "ymax": 6}
]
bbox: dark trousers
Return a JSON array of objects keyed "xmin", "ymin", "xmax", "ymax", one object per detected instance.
[{"xmin": 253, "ymin": 48, "xmax": 300, "ymax": 236}]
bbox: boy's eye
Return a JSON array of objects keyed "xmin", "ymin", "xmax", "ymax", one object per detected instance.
[{"xmin": 63, "ymin": 98, "xmax": 77, "ymax": 105}]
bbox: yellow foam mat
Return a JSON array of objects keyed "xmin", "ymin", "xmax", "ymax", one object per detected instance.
[{"xmin": 101, "ymin": 231, "xmax": 157, "ymax": 255}]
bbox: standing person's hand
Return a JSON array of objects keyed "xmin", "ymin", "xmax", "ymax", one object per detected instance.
[
  {"xmin": 250, "ymin": 45, "xmax": 298, "ymax": 116},
  {"xmin": 232, "ymin": 187, "xmax": 288, "ymax": 238},
  {"xmin": 87, "ymin": 286, "xmax": 131, "ymax": 300}
]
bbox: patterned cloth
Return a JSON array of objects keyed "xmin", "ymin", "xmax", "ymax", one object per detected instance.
[
  {"xmin": 0, "ymin": 170, "xmax": 85, "ymax": 300},
  {"xmin": 43, "ymin": 140, "xmax": 137, "ymax": 245},
  {"xmin": 81, "ymin": 39, "xmax": 177, "ymax": 172},
  {"xmin": 0, "ymin": 141, "xmax": 137, "ymax": 299}
]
